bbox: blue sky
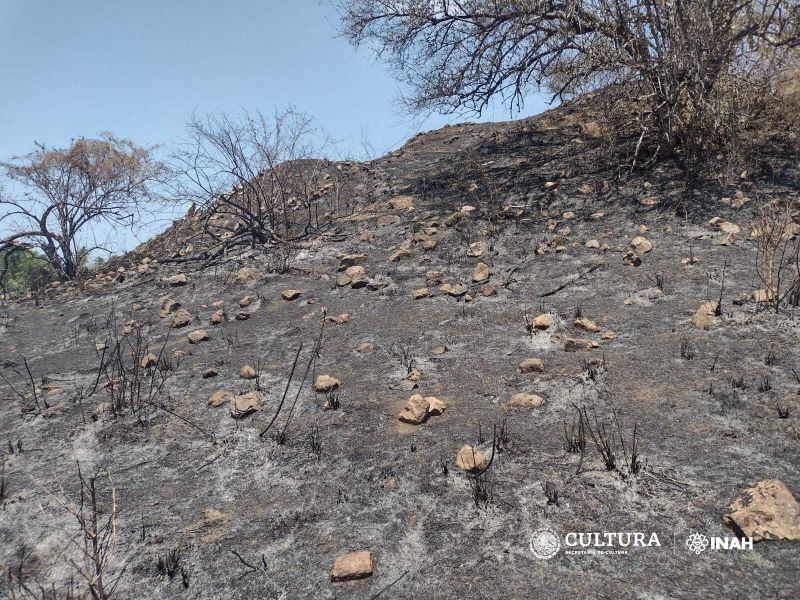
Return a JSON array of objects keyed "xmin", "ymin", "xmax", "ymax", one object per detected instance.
[{"xmin": 0, "ymin": 0, "xmax": 549, "ymax": 250}]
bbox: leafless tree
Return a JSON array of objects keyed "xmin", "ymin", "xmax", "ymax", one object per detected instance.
[
  {"xmin": 751, "ymin": 197, "xmax": 800, "ymax": 311},
  {"xmin": 339, "ymin": 1, "xmax": 800, "ymax": 164},
  {"xmin": 0, "ymin": 135, "xmax": 166, "ymax": 282},
  {"xmin": 172, "ymin": 108, "xmax": 351, "ymax": 253}
]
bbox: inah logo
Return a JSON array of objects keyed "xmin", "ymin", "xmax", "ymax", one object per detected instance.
[
  {"xmin": 529, "ymin": 529, "xmax": 561, "ymax": 559},
  {"xmin": 685, "ymin": 532, "xmax": 709, "ymax": 554}
]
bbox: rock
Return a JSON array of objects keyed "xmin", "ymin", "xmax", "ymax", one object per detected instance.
[
  {"xmin": 209, "ymin": 310, "xmax": 226, "ymax": 325},
  {"xmin": 472, "ymin": 262, "xmax": 491, "ymax": 283},
  {"xmin": 405, "ymin": 368, "xmax": 422, "ymax": 383},
  {"xmin": 398, "ymin": 394, "xmax": 429, "ymax": 424},
  {"xmin": 201, "ymin": 368, "xmax": 218, "ymax": 378},
  {"xmin": 339, "ymin": 253, "xmax": 367, "ymax": 269},
  {"xmin": 413, "ymin": 287, "xmax": 430, "ymax": 299},
  {"xmin": 140, "ymin": 352, "xmax": 158, "ymax": 368},
  {"xmin": 585, "ymin": 239, "xmax": 601, "ymax": 249},
  {"xmin": 328, "ymin": 313, "xmax": 351, "ymax": 325},
  {"xmin": 753, "ymin": 289, "xmax": 774, "ymax": 303},
  {"xmin": 578, "ymin": 183, "xmax": 594, "ymax": 194},
  {"xmin": 456, "ymin": 445, "xmax": 488, "ymax": 473},
  {"xmin": 159, "ymin": 298, "xmax": 181, "ymax": 318},
  {"xmin": 691, "ymin": 301, "xmax": 717, "ymax": 330},
  {"xmin": 336, "ymin": 273, "xmax": 352, "ymax": 287},
  {"xmin": 481, "ymin": 283, "xmax": 497, "ymax": 297},
  {"xmin": 166, "ymin": 274, "xmax": 188, "ymax": 286},
  {"xmin": 95, "ymin": 343, "xmax": 107, "ymax": 352},
  {"xmin": 544, "ymin": 181, "xmax": 558, "ymax": 189},
  {"xmin": 172, "ymin": 308, "xmax": 193, "ymax": 328},
  {"xmin": 229, "ymin": 391, "xmax": 258, "ymax": 418},
  {"xmin": 425, "ymin": 271, "xmax": 443, "ymax": 286},
  {"xmin": 239, "ymin": 365, "xmax": 257, "ymax": 379},
  {"xmin": 281, "ymin": 289, "xmax": 301, "ymax": 301},
  {"xmin": 723, "ymin": 479, "xmax": 800, "ymax": 541},
  {"xmin": 389, "ymin": 248, "xmax": 412, "ymax": 262},
  {"xmin": 519, "ymin": 358, "xmax": 544, "ymax": 373},
  {"xmin": 315, "ymin": 374, "xmax": 341, "ymax": 393},
  {"xmin": 630, "ymin": 236, "xmax": 653, "ymax": 253},
  {"xmin": 344, "ymin": 265, "xmax": 366, "ymax": 279},
  {"xmin": 234, "ymin": 267, "xmax": 259, "ymax": 283},
  {"xmin": 426, "ymin": 396, "xmax": 446, "ymax": 416},
  {"xmin": 431, "ymin": 345, "xmax": 448, "ymax": 355},
  {"xmin": 389, "ymin": 195, "xmax": 415, "ymax": 210},
  {"xmin": 208, "ymin": 390, "xmax": 232, "ymax": 407},
  {"xmin": 532, "ymin": 314, "xmax": 551, "ymax": 330},
  {"xmin": 562, "ymin": 211, "xmax": 575, "ymax": 219},
  {"xmin": 356, "ymin": 342, "xmax": 374, "ymax": 353},
  {"xmin": 623, "ymin": 250, "xmax": 642, "ymax": 267},
  {"xmin": 564, "ymin": 338, "xmax": 599, "ymax": 351},
  {"xmin": 174, "ymin": 350, "xmax": 186, "ymax": 359},
  {"xmin": 330, "ymin": 550, "xmax": 374, "ymax": 582},
  {"xmin": 601, "ymin": 330, "xmax": 616, "ymax": 340},
  {"xmin": 187, "ymin": 330, "xmax": 209, "ymax": 344},
  {"xmin": 239, "ymin": 295, "xmax": 255, "ymax": 308},
  {"xmin": 682, "ymin": 255, "xmax": 701, "ymax": 265},
  {"xmin": 42, "ymin": 402, "xmax": 67, "ymax": 418},
  {"xmin": 440, "ymin": 283, "xmax": 467, "ymax": 297},
  {"xmin": 467, "ymin": 241, "xmax": 487, "ymax": 257},
  {"xmin": 508, "ymin": 393, "xmax": 545, "ymax": 408},
  {"xmin": 211, "ymin": 300, "xmax": 225, "ymax": 309},
  {"xmin": 640, "ymin": 196, "xmax": 660, "ymax": 206},
  {"xmin": 421, "ymin": 238, "xmax": 438, "ymax": 250},
  {"xmin": 235, "ymin": 311, "xmax": 250, "ymax": 321},
  {"xmin": 574, "ymin": 317, "xmax": 600, "ymax": 332},
  {"xmin": 95, "ymin": 401, "xmax": 113, "ymax": 415}
]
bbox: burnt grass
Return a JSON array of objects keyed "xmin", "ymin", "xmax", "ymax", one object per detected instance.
[{"xmin": 1, "ymin": 98, "xmax": 799, "ymax": 598}]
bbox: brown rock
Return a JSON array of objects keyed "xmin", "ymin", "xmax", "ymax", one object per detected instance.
[
  {"xmin": 330, "ymin": 550, "xmax": 374, "ymax": 582},
  {"xmin": 389, "ymin": 248, "xmax": 412, "ymax": 262},
  {"xmin": 481, "ymin": 283, "xmax": 498, "ymax": 297},
  {"xmin": 356, "ymin": 341, "xmax": 374, "ymax": 353},
  {"xmin": 519, "ymin": 358, "xmax": 544, "ymax": 374},
  {"xmin": 564, "ymin": 338, "xmax": 599, "ymax": 351},
  {"xmin": 281, "ymin": 289, "xmax": 301, "ymax": 301},
  {"xmin": 172, "ymin": 308, "xmax": 193, "ymax": 328},
  {"xmin": 691, "ymin": 301, "xmax": 717, "ymax": 330},
  {"xmin": 208, "ymin": 390, "xmax": 232, "ymax": 407},
  {"xmin": 532, "ymin": 314, "xmax": 551, "ymax": 330},
  {"xmin": 159, "ymin": 298, "xmax": 181, "ymax": 318},
  {"xmin": 209, "ymin": 310, "xmax": 226, "ymax": 325},
  {"xmin": 140, "ymin": 352, "xmax": 158, "ymax": 369},
  {"xmin": 229, "ymin": 391, "xmax": 258, "ymax": 418},
  {"xmin": 456, "ymin": 445, "xmax": 488, "ymax": 473},
  {"xmin": 315, "ymin": 374, "xmax": 341, "ymax": 393},
  {"xmin": 211, "ymin": 300, "xmax": 225, "ymax": 309},
  {"xmin": 723, "ymin": 479, "xmax": 800, "ymax": 541},
  {"xmin": 234, "ymin": 267, "xmax": 259, "ymax": 283},
  {"xmin": 187, "ymin": 330, "xmax": 209, "ymax": 344},
  {"xmin": 239, "ymin": 295, "xmax": 255, "ymax": 308},
  {"xmin": 472, "ymin": 262, "xmax": 491, "ymax": 283},
  {"xmin": 413, "ymin": 287, "xmax": 430, "ymax": 299},
  {"xmin": 508, "ymin": 393, "xmax": 545, "ymax": 408},
  {"xmin": 630, "ymin": 236, "xmax": 653, "ymax": 253},
  {"xmin": 623, "ymin": 250, "xmax": 642, "ymax": 267},
  {"xmin": 574, "ymin": 317, "xmax": 600, "ymax": 333},
  {"xmin": 235, "ymin": 311, "xmax": 250, "ymax": 321},
  {"xmin": 440, "ymin": 283, "xmax": 467, "ymax": 297},
  {"xmin": 585, "ymin": 239, "xmax": 601, "ymax": 249},
  {"xmin": 166, "ymin": 273, "xmax": 188, "ymax": 286},
  {"xmin": 398, "ymin": 394, "xmax": 429, "ymax": 424},
  {"xmin": 339, "ymin": 253, "xmax": 367, "ymax": 269},
  {"xmin": 239, "ymin": 365, "xmax": 257, "ymax": 379},
  {"xmin": 425, "ymin": 271, "xmax": 443, "ymax": 286}
]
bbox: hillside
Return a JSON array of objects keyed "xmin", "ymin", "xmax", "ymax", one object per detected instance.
[{"xmin": 1, "ymin": 97, "xmax": 799, "ymax": 599}]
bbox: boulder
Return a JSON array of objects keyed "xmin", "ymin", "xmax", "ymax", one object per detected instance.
[
  {"xmin": 239, "ymin": 365, "xmax": 257, "ymax": 379},
  {"xmin": 234, "ymin": 267, "xmax": 259, "ymax": 283},
  {"xmin": 208, "ymin": 390, "xmax": 232, "ymax": 407},
  {"xmin": 564, "ymin": 338, "xmax": 599, "ymax": 351},
  {"xmin": 356, "ymin": 342, "xmax": 374, "ymax": 353},
  {"xmin": 398, "ymin": 394, "xmax": 429, "ymax": 424},
  {"xmin": 209, "ymin": 310, "xmax": 226, "ymax": 325},
  {"xmin": 472, "ymin": 262, "xmax": 491, "ymax": 283},
  {"xmin": 281, "ymin": 289, "xmax": 301, "ymax": 301},
  {"xmin": 166, "ymin": 274, "xmax": 188, "ymax": 286},
  {"xmin": 171, "ymin": 308, "xmax": 193, "ymax": 328},
  {"xmin": 518, "ymin": 358, "xmax": 544, "ymax": 374},
  {"xmin": 413, "ymin": 288, "xmax": 430, "ymax": 299},
  {"xmin": 630, "ymin": 236, "xmax": 653, "ymax": 253},
  {"xmin": 239, "ymin": 295, "xmax": 255, "ymax": 308},
  {"xmin": 508, "ymin": 393, "xmax": 545, "ymax": 408},
  {"xmin": 440, "ymin": 283, "xmax": 467, "ymax": 297},
  {"xmin": 574, "ymin": 317, "xmax": 600, "ymax": 333},
  {"xmin": 456, "ymin": 445, "xmax": 488, "ymax": 473},
  {"xmin": 723, "ymin": 479, "xmax": 800, "ymax": 541},
  {"xmin": 532, "ymin": 314, "xmax": 551, "ymax": 330},
  {"xmin": 187, "ymin": 330, "xmax": 209, "ymax": 344},
  {"xmin": 691, "ymin": 301, "xmax": 717, "ymax": 330},
  {"xmin": 140, "ymin": 352, "xmax": 158, "ymax": 369},
  {"xmin": 229, "ymin": 392, "xmax": 258, "ymax": 419},
  {"xmin": 315, "ymin": 374, "xmax": 341, "ymax": 393},
  {"xmin": 330, "ymin": 551, "xmax": 374, "ymax": 582}
]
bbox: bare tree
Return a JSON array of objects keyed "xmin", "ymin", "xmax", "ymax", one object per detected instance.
[
  {"xmin": 339, "ymin": 1, "xmax": 800, "ymax": 163},
  {"xmin": 172, "ymin": 108, "xmax": 350, "ymax": 253},
  {"xmin": 0, "ymin": 135, "xmax": 166, "ymax": 282},
  {"xmin": 751, "ymin": 197, "xmax": 800, "ymax": 311}
]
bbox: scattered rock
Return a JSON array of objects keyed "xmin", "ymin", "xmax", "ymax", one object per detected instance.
[
  {"xmin": 239, "ymin": 295, "xmax": 255, "ymax": 308},
  {"xmin": 425, "ymin": 271, "xmax": 443, "ymax": 286},
  {"xmin": 187, "ymin": 330, "xmax": 209, "ymax": 344},
  {"xmin": 532, "ymin": 314, "xmax": 551, "ymax": 330},
  {"xmin": 691, "ymin": 301, "xmax": 718, "ymax": 330},
  {"xmin": 564, "ymin": 338, "xmax": 599, "ymax": 351},
  {"xmin": 356, "ymin": 342, "xmax": 374, "ymax": 353},
  {"xmin": 281, "ymin": 289, "xmax": 301, "ymax": 301},
  {"xmin": 95, "ymin": 343, "xmax": 107, "ymax": 352},
  {"xmin": 623, "ymin": 250, "xmax": 642, "ymax": 267},
  {"xmin": 389, "ymin": 248, "xmax": 412, "ymax": 262},
  {"xmin": 574, "ymin": 317, "xmax": 600, "ymax": 333},
  {"xmin": 166, "ymin": 274, "xmax": 188, "ymax": 287},
  {"xmin": 239, "ymin": 365, "xmax": 257, "ymax": 379},
  {"xmin": 455, "ymin": 445, "xmax": 488, "ymax": 473},
  {"xmin": 518, "ymin": 358, "xmax": 544, "ymax": 373},
  {"xmin": 140, "ymin": 352, "xmax": 158, "ymax": 368},
  {"xmin": 159, "ymin": 298, "xmax": 181, "ymax": 318},
  {"xmin": 414, "ymin": 288, "xmax": 430, "ymax": 299},
  {"xmin": 330, "ymin": 550, "xmax": 374, "ymax": 582},
  {"xmin": 472, "ymin": 262, "xmax": 491, "ymax": 283},
  {"xmin": 481, "ymin": 283, "xmax": 497, "ymax": 297},
  {"xmin": 630, "ymin": 236, "xmax": 653, "ymax": 253},
  {"xmin": 95, "ymin": 402, "xmax": 113, "ymax": 415},
  {"xmin": 440, "ymin": 283, "xmax": 467, "ymax": 297},
  {"xmin": 328, "ymin": 313, "xmax": 351, "ymax": 325},
  {"xmin": 235, "ymin": 311, "xmax": 250, "ymax": 321},
  {"xmin": 172, "ymin": 308, "xmax": 193, "ymax": 328},
  {"xmin": 723, "ymin": 479, "xmax": 800, "ymax": 541},
  {"xmin": 229, "ymin": 391, "xmax": 258, "ymax": 419},
  {"xmin": 431, "ymin": 345, "xmax": 448, "ymax": 355},
  {"xmin": 209, "ymin": 310, "xmax": 226, "ymax": 325},
  {"xmin": 508, "ymin": 393, "xmax": 545, "ymax": 408},
  {"xmin": 586, "ymin": 239, "xmax": 601, "ymax": 249},
  {"xmin": 339, "ymin": 253, "xmax": 367, "ymax": 269},
  {"xmin": 398, "ymin": 394, "xmax": 429, "ymax": 424},
  {"xmin": 201, "ymin": 368, "xmax": 218, "ymax": 378},
  {"xmin": 234, "ymin": 267, "xmax": 259, "ymax": 283},
  {"xmin": 315, "ymin": 374, "xmax": 341, "ymax": 393},
  {"xmin": 640, "ymin": 196, "xmax": 660, "ymax": 206},
  {"xmin": 208, "ymin": 390, "xmax": 232, "ymax": 407}
]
